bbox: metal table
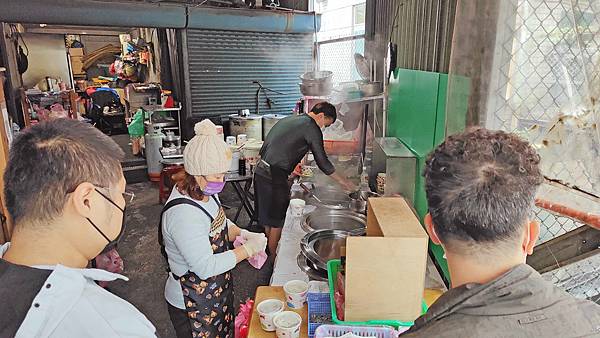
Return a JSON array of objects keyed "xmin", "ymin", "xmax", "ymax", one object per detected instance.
[{"xmin": 225, "ymin": 173, "xmax": 257, "ymax": 227}]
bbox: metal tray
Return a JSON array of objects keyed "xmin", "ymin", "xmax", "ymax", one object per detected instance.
[
  {"xmin": 301, "ymin": 209, "xmax": 366, "ymax": 234},
  {"xmin": 300, "ymin": 229, "xmax": 361, "ymax": 271},
  {"xmin": 296, "ymin": 252, "xmax": 328, "ymax": 282}
]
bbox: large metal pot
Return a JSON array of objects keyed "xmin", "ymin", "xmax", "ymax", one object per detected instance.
[
  {"xmin": 262, "ymin": 114, "xmax": 286, "ymax": 140},
  {"xmin": 299, "ymin": 81, "xmax": 333, "ymax": 96},
  {"xmin": 300, "ymin": 229, "xmax": 358, "ymax": 271},
  {"xmin": 300, "ymin": 70, "xmax": 333, "ymax": 83},
  {"xmin": 299, "ymin": 70, "xmax": 334, "ymax": 96},
  {"xmin": 296, "ymin": 253, "xmax": 328, "ymax": 281},
  {"xmin": 301, "ymin": 208, "xmax": 366, "ymax": 234},
  {"xmin": 359, "ymin": 81, "xmax": 383, "ymax": 96},
  {"xmin": 349, "ymin": 191, "xmax": 379, "ymax": 214},
  {"xmin": 229, "ymin": 114, "xmax": 263, "ymax": 141}
]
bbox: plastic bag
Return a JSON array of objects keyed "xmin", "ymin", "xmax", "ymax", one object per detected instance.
[
  {"xmin": 335, "ymin": 271, "xmax": 346, "ymax": 320},
  {"xmin": 93, "ymin": 248, "xmax": 124, "ymax": 288},
  {"xmin": 235, "ymin": 298, "xmax": 254, "ymax": 338},
  {"xmin": 128, "ymin": 109, "xmax": 145, "ymax": 137}
]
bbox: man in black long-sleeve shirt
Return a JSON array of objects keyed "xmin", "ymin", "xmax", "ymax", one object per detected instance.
[{"xmin": 255, "ymin": 102, "xmax": 353, "ymax": 255}]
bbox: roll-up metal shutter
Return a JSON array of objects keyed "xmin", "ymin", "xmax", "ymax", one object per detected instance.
[{"xmin": 185, "ymin": 29, "xmax": 314, "ymax": 117}]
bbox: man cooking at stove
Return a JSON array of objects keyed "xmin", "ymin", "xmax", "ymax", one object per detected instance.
[{"xmin": 255, "ymin": 102, "xmax": 355, "ymax": 256}]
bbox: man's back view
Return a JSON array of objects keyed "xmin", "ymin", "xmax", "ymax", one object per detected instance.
[{"xmin": 402, "ymin": 128, "xmax": 600, "ymax": 338}]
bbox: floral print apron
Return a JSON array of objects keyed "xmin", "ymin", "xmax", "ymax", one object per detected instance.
[{"xmin": 178, "ymin": 200, "xmax": 234, "ymax": 338}]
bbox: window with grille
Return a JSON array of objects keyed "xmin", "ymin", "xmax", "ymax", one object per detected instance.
[{"xmin": 314, "ymin": 0, "xmax": 366, "ymax": 84}]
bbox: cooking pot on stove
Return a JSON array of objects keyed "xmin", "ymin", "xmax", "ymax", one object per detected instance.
[
  {"xmin": 301, "ymin": 208, "xmax": 366, "ymax": 234},
  {"xmin": 295, "ymin": 184, "xmax": 351, "ymax": 210},
  {"xmin": 349, "ymin": 191, "xmax": 379, "ymax": 214},
  {"xmin": 296, "ymin": 253, "xmax": 328, "ymax": 281},
  {"xmin": 300, "ymin": 229, "xmax": 361, "ymax": 271}
]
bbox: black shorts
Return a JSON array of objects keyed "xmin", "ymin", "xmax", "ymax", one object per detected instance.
[{"xmin": 254, "ymin": 166, "xmax": 290, "ymax": 228}]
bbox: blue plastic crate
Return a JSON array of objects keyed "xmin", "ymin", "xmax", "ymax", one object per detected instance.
[{"xmin": 307, "ymin": 292, "xmax": 333, "ymax": 338}]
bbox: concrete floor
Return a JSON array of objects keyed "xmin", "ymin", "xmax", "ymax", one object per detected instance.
[{"xmin": 108, "ymin": 181, "xmax": 273, "ymax": 337}]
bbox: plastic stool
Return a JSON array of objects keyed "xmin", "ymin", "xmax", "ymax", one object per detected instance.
[{"xmin": 159, "ymin": 164, "xmax": 183, "ymax": 204}]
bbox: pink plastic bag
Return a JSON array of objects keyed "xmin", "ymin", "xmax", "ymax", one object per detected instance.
[
  {"xmin": 93, "ymin": 248, "xmax": 124, "ymax": 288},
  {"xmin": 233, "ymin": 236, "xmax": 267, "ymax": 269},
  {"xmin": 235, "ymin": 299, "xmax": 254, "ymax": 338}
]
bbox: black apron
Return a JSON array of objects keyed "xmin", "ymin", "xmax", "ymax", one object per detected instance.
[
  {"xmin": 176, "ymin": 198, "xmax": 234, "ymax": 338},
  {"xmin": 254, "ymin": 160, "xmax": 292, "ymax": 228}
]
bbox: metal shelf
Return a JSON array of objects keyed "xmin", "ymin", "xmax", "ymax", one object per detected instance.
[
  {"xmin": 347, "ymin": 94, "xmax": 385, "ymax": 103},
  {"xmin": 302, "ymin": 94, "xmax": 385, "ymax": 102}
]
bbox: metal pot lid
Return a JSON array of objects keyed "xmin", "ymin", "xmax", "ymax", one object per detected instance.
[
  {"xmin": 301, "ymin": 208, "xmax": 366, "ymax": 233},
  {"xmin": 229, "ymin": 114, "xmax": 263, "ymax": 120},
  {"xmin": 354, "ymin": 53, "xmax": 371, "ymax": 81},
  {"xmin": 263, "ymin": 114, "xmax": 286, "ymax": 120},
  {"xmin": 300, "ymin": 229, "xmax": 363, "ymax": 271},
  {"xmin": 296, "ymin": 253, "xmax": 328, "ymax": 282}
]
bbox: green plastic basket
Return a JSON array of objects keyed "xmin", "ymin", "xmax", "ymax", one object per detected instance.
[{"xmin": 327, "ymin": 259, "xmax": 428, "ymax": 329}]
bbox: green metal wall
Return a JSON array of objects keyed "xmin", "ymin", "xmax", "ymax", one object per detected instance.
[{"xmin": 386, "ymin": 68, "xmax": 469, "ymax": 282}]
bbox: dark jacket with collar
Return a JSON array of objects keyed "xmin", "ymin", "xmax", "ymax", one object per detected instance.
[{"xmin": 402, "ymin": 264, "xmax": 600, "ymax": 338}]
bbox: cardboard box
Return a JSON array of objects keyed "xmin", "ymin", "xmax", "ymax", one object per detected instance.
[
  {"xmin": 69, "ymin": 48, "xmax": 84, "ymax": 57},
  {"xmin": 71, "ymin": 56, "xmax": 85, "ymax": 75},
  {"xmin": 345, "ymin": 197, "xmax": 429, "ymax": 322}
]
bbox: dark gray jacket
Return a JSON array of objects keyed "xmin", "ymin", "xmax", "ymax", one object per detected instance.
[{"xmin": 402, "ymin": 264, "xmax": 600, "ymax": 338}]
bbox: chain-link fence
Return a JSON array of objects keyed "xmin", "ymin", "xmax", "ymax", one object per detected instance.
[
  {"xmin": 543, "ymin": 253, "xmax": 600, "ymax": 303},
  {"xmin": 485, "ymin": 0, "xmax": 600, "ymax": 303},
  {"xmin": 535, "ymin": 206, "xmax": 584, "ymax": 244}
]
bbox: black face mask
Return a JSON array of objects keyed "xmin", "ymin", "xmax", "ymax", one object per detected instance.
[{"xmin": 87, "ymin": 188, "xmax": 126, "ymax": 254}]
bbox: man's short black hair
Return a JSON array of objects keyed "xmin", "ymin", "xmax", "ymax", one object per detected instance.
[
  {"xmin": 423, "ymin": 128, "xmax": 543, "ymax": 250},
  {"xmin": 311, "ymin": 102, "xmax": 337, "ymax": 123},
  {"xmin": 4, "ymin": 119, "xmax": 124, "ymax": 226}
]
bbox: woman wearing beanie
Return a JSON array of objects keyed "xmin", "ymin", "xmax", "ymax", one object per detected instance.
[{"xmin": 160, "ymin": 119, "xmax": 267, "ymax": 338}]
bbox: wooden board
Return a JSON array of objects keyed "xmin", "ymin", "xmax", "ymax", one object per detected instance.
[
  {"xmin": 366, "ymin": 197, "xmax": 428, "ymax": 238},
  {"xmin": 424, "ymin": 288, "xmax": 444, "ymax": 307},
  {"xmin": 248, "ymin": 286, "xmax": 309, "ymax": 338},
  {"xmin": 345, "ymin": 197, "xmax": 429, "ymax": 322},
  {"xmin": 345, "ymin": 236, "xmax": 428, "ymax": 322},
  {"xmin": 528, "ymin": 226, "xmax": 600, "ymax": 273}
]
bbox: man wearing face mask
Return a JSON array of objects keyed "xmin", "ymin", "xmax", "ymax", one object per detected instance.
[
  {"xmin": 0, "ymin": 119, "xmax": 156, "ymax": 337},
  {"xmin": 255, "ymin": 102, "xmax": 355, "ymax": 256},
  {"xmin": 401, "ymin": 128, "xmax": 600, "ymax": 337},
  {"xmin": 160, "ymin": 119, "xmax": 267, "ymax": 338}
]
